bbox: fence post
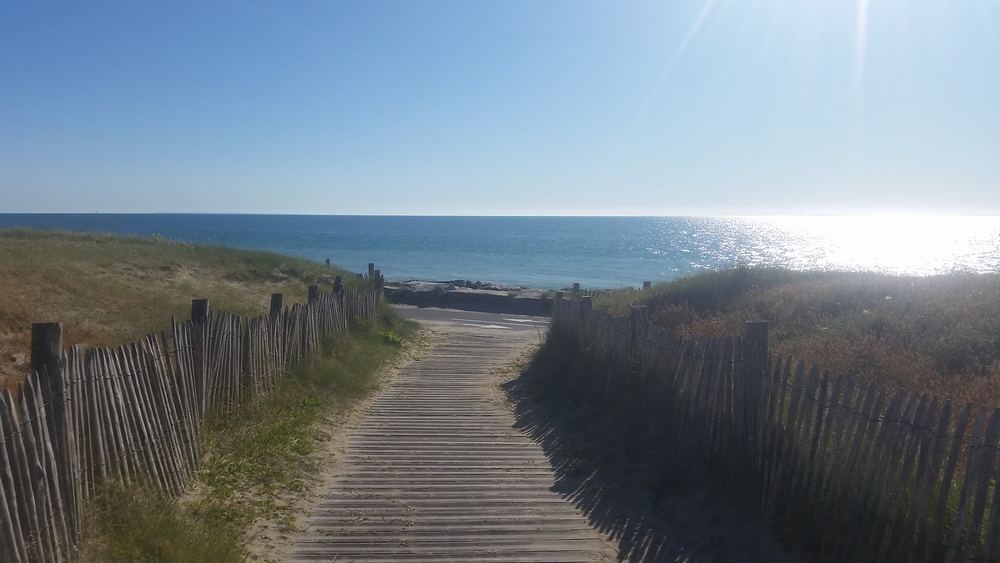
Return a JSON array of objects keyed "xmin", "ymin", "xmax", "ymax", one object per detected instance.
[
  {"xmin": 643, "ymin": 281, "xmax": 652, "ymax": 290},
  {"xmin": 31, "ymin": 322, "xmax": 71, "ymax": 542},
  {"xmin": 308, "ymin": 285, "xmax": 319, "ymax": 303},
  {"xmin": 580, "ymin": 296, "xmax": 593, "ymax": 337},
  {"xmin": 191, "ymin": 299, "xmax": 210, "ymax": 415},
  {"xmin": 744, "ymin": 321, "xmax": 769, "ymax": 376},
  {"xmin": 630, "ymin": 306, "xmax": 648, "ymax": 367},
  {"xmin": 325, "ymin": 258, "xmax": 330, "ymax": 267},
  {"xmin": 573, "ymin": 282, "xmax": 581, "ymax": 295},
  {"xmin": 368, "ymin": 263, "xmax": 376, "ymax": 279},
  {"xmin": 374, "ymin": 269, "xmax": 382, "ymax": 288},
  {"xmin": 333, "ymin": 276, "xmax": 345, "ymax": 310},
  {"xmin": 270, "ymin": 293, "xmax": 284, "ymax": 318},
  {"xmin": 553, "ymin": 291, "xmax": 564, "ymax": 323},
  {"xmin": 743, "ymin": 321, "xmax": 769, "ymax": 458},
  {"xmin": 190, "ymin": 299, "xmax": 209, "ymax": 324}
]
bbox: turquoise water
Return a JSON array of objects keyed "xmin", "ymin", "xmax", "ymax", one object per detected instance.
[{"xmin": 1, "ymin": 214, "xmax": 998, "ymax": 289}]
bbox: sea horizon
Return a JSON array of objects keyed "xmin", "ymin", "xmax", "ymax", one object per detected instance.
[{"xmin": 2, "ymin": 213, "xmax": 999, "ymax": 290}]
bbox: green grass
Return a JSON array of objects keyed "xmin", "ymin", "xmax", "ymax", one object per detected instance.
[
  {"xmin": 0, "ymin": 228, "xmax": 362, "ymax": 389},
  {"xmin": 592, "ymin": 266, "xmax": 1000, "ymax": 407},
  {"xmin": 0, "ymin": 229, "xmax": 412, "ymax": 561},
  {"xmin": 79, "ymin": 308, "xmax": 420, "ymax": 562}
]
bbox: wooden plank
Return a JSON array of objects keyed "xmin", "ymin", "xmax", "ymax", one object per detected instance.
[
  {"xmin": 945, "ymin": 405, "xmax": 988, "ymax": 563},
  {"xmin": 905, "ymin": 397, "xmax": 946, "ymax": 562},
  {"xmin": 871, "ymin": 392, "xmax": 926, "ymax": 560},
  {"xmin": 808, "ymin": 373, "xmax": 845, "ymax": 532},
  {"xmin": 928, "ymin": 402, "xmax": 973, "ymax": 562},
  {"xmin": 760, "ymin": 355, "xmax": 790, "ymax": 515},
  {"xmin": 156, "ymin": 333, "xmax": 194, "ymax": 488},
  {"xmin": 845, "ymin": 388, "xmax": 905, "ymax": 559},
  {"xmin": 14, "ymin": 383, "xmax": 56, "ymax": 562},
  {"xmin": 102, "ymin": 347, "xmax": 138, "ymax": 486},
  {"xmin": 965, "ymin": 406, "xmax": 1000, "ymax": 559},
  {"xmin": 879, "ymin": 393, "xmax": 934, "ymax": 561},
  {"xmin": 64, "ymin": 347, "xmax": 85, "ymax": 536},
  {"xmin": 824, "ymin": 382, "xmax": 883, "ymax": 559},
  {"xmin": 23, "ymin": 372, "xmax": 69, "ymax": 561},
  {"xmin": 136, "ymin": 339, "xmax": 184, "ymax": 494},
  {"xmin": 0, "ymin": 395, "xmax": 28, "ymax": 563},
  {"xmin": 3, "ymin": 389, "xmax": 39, "ymax": 561},
  {"xmin": 82, "ymin": 349, "xmax": 109, "ymax": 489},
  {"xmin": 784, "ymin": 364, "xmax": 822, "ymax": 524},
  {"xmin": 767, "ymin": 360, "xmax": 806, "ymax": 524}
]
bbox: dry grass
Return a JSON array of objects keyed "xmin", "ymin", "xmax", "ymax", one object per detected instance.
[
  {"xmin": 0, "ymin": 228, "xmax": 360, "ymax": 391},
  {"xmin": 596, "ymin": 267, "xmax": 1000, "ymax": 408}
]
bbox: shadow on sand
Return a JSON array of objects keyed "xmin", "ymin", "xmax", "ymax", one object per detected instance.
[{"xmin": 501, "ymin": 359, "xmax": 811, "ymax": 563}]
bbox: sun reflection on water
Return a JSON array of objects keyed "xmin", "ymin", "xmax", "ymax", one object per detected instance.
[{"xmin": 732, "ymin": 215, "xmax": 1000, "ymax": 275}]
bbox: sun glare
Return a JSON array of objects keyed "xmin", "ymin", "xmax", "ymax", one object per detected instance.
[{"xmin": 758, "ymin": 215, "xmax": 1000, "ymax": 275}]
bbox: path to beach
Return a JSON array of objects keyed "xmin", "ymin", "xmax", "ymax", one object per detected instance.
[{"xmin": 289, "ymin": 307, "xmax": 618, "ymax": 562}]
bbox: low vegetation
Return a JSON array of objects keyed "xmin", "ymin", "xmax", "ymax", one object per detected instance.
[
  {"xmin": 594, "ymin": 266, "xmax": 1000, "ymax": 407},
  {"xmin": 79, "ymin": 310, "xmax": 419, "ymax": 562},
  {"xmin": 0, "ymin": 229, "xmax": 418, "ymax": 562},
  {"xmin": 0, "ymin": 228, "xmax": 362, "ymax": 389}
]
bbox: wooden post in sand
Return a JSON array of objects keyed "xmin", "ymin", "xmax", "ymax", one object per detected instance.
[
  {"xmin": 31, "ymin": 321, "xmax": 72, "ymax": 549},
  {"xmin": 643, "ymin": 281, "xmax": 652, "ymax": 290},
  {"xmin": 270, "ymin": 293, "xmax": 284, "ymax": 318},
  {"xmin": 308, "ymin": 285, "xmax": 319, "ymax": 303},
  {"xmin": 629, "ymin": 306, "xmax": 648, "ymax": 366},
  {"xmin": 190, "ymin": 299, "xmax": 210, "ymax": 414},
  {"xmin": 190, "ymin": 299, "xmax": 209, "ymax": 324}
]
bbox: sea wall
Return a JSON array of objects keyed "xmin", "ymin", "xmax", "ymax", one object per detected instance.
[{"xmin": 383, "ymin": 283, "xmax": 552, "ymax": 316}]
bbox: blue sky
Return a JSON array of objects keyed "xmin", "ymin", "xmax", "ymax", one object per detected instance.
[{"xmin": 2, "ymin": 1, "xmax": 998, "ymax": 215}]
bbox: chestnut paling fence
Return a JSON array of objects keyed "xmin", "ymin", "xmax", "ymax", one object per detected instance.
[
  {"xmin": 554, "ymin": 295, "xmax": 1000, "ymax": 563},
  {"xmin": 0, "ymin": 285, "xmax": 382, "ymax": 562}
]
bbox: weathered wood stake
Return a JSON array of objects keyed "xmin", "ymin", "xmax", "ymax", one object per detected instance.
[
  {"xmin": 270, "ymin": 293, "xmax": 284, "ymax": 318},
  {"xmin": 190, "ymin": 299, "xmax": 209, "ymax": 324}
]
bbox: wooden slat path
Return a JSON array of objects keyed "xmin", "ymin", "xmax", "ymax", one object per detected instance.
[{"xmin": 291, "ymin": 331, "xmax": 616, "ymax": 562}]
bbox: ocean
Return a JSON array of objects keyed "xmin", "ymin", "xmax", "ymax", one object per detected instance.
[{"xmin": 1, "ymin": 214, "xmax": 999, "ymax": 289}]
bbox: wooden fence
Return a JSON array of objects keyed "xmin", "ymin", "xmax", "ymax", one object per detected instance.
[
  {"xmin": 0, "ymin": 285, "xmax": 382, "ymax": 562},
  {"xmin": 554, "ymin": 295, "xmax": 1000, "ymax": 563}
]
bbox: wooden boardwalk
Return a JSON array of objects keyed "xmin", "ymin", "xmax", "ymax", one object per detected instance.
[{"xmin": 291, "ymin": 326, "xmax": 616, "ymax": 562}]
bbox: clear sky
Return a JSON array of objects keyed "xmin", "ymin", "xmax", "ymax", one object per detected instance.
[{"xmin": 2, "ymin": 1, "xmax": 998, "ymax": 216}]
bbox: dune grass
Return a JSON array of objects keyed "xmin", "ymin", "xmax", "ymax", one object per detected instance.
[
  {"xmin": 0, "ymin": 229, "xmax": 420, "ymax": 560},
  {"xmin": 78, "ymin": 309, "xmax": 420, "ymax": 562},
  {"xmin": 594, "ymin": 266, "xmax": 1000, "ymax": 407},
  {"xmin": 0, "ymin": 228, "xmax": 361, "ymax": 390}
]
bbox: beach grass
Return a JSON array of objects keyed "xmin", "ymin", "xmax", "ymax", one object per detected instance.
[
  {"xmin": 78, "ymin": 308, "xmax": 419, "ymax": 562},
  {"xmin": 594, "ymin": 266, "xmax": 1000, "ymax": 407},
  {"xmin": 0, "ymin": 229, "xmax": 418, "ymax": 561},
  {"xmin": 0, "ymin": 228, "xmax": 362, "ymax": 390}
]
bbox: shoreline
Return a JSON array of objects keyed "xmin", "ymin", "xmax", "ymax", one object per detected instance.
[{"xmin": 383, "ymin": 280, "xmax": 553, "ymax": 316}]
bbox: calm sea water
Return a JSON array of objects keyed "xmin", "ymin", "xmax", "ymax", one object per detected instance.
[{"xmin": 1, "ymin": 214, "xmax": 999, "ymax": 289}]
